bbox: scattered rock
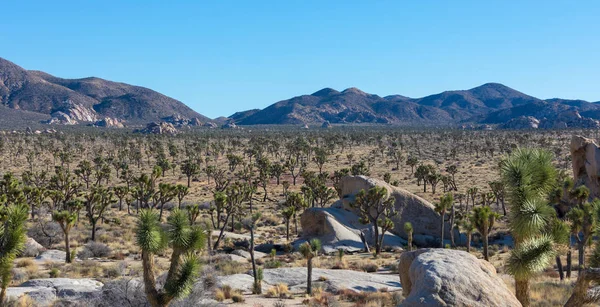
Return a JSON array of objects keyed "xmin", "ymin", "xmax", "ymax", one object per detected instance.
[
  {"xmin": 322, "ymin": 121, "xmax": 331, "ymax": 128},
  {"xmin": 203, "ymin": 122, "xmax": 218, "ymax": 128},
  {"xmin": 221, "ymin": 122, "xmax": 238, "ymax": 129},
  {"xmin": 399, "ymin": 249, "xmax": 520, "ymax": 307},
  {"xmin": 35, "ymin": 250, "xmax": 70, "ymax": 263},
  {"xmin": 20, "ymin": 237, "xmax": 46, "ymax": 257},
  {"xmin": 45, "ymin": 111, "xmax": 78, "ymax": 125},
  {"xmin": 571, "ymin": 135, "xmax": 600, "ymax": 200},
  {"xmin": 7, "ymin": 278, "xmax": 103, "ymax": 305},
  {"xmin": 231, "ymin": 249, "xmax": 267, "ymax": 260},
  {"xmin": 217, "ymin": 267, "xmax": 401, "ymax": 294}
]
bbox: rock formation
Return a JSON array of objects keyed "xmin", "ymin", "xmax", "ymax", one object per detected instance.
[
  {"xmin": 336, "ymin": 176, "xmax": 448, "ymax": 245},
  {"xmin": 92, "ymin": 117, "xmax": 125, "ymax": 128},
  {"xmin": 399, "ymin": 249, "xmax": 521, "ymax": 307},
  {"xmin": 6, "ymin": 278, "xmax": 103, "ymax": 305},
  {"xmin": 500, "ymin": 116, "xmax": 539, "ymax": 129},
  {"xmin": 136, "ymin": 122, "xmax": 178, "ymax": 134},
  {"xmin": 571, "ymin": 135, "xmax": 600, "ymax": 200},
  {"xmin": 299, "ymin": 207, "xmax": 405, "ymax": 253}
]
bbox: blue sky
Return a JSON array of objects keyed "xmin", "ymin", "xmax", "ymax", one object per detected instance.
[{"xmin": 1, "ymin": 1, "xmax": 599, "ymax": 118}]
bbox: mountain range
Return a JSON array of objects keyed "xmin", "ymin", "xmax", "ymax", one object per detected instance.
[
  {"xmin": 231, "ymin": 84, "xmax": 600, "ymax": 127},
  {"xmin": 2, "ymin": 56, "xmax": 600, "ymax": 129},
  {"xmin": 0, "ymin": 57, "xmax": 208, "ymax": 126}
]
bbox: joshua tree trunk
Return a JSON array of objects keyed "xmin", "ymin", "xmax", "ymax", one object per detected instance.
[
  {"xmin": 213, "ymin": 214, "xmax": 230, "ymax": 250},
  {"xmin": 515, "ymin": 279, "xmax": 530, "ymax": 307},
  {"xmin": 483, "ymin": 229, "xmax": 489, "ymax": 261},
  {"xmin": 64, "ymin": 232, "xmax": 72, "ymax": 263},
  {"xmin": 564, "ymin": 268, "xmax": 600, "ymax": 307},
  {"xmin": 466, "ymin": 231, "xmax": 472, "ymax": 253},
  {"xmin": 556, "ymin": 256, "xmax": 564, "ymax": 281},
  {"xmin": 285, "ymin": 219, "xmax": 290, "ymax": 241},
  {"xmin": 578, "ymin": 242, "xmax": 585, "ymax": 271},
  {"xmin": 250, "ymin": 227, "xmax": 260, "ymax": 294},
  {"xmin": 373, "ymin": 220, "xmax": 381, "ymax": 255},
  {"xmin": 306, "ymin": 257, "xmax": 313, "ymax": 295},
  {"xmin": 439, "ymin": 212, "xmax": 445, "ymax": 248},
  {"xmin": 567, "ymin": 250, "xmax": 572, "ymax": 279},
  {"xmin": 142, "ymin": 251, "xmax": 168, "ymax": 307}
]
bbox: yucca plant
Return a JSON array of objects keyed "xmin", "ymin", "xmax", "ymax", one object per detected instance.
[
  {"xmin": 501, "ymin": 148, "xmax": 558, "ymax": 307},
  {"xmin": 299, "ymin": 239, "xmax": 321, "ymax": 295},
  {"xmin": 136, "ymin": 209, "xmax": 206, "ymax": 307},
  {"xmin": 434, "ymin": 193, "xmax": 453, "ymax": 248},
  {"xmin": 470, "ymin": 205, "xmax": 499, "ymax": 261},
  {"xmin": 0, "ymin": 204, "xmax": 28, "ymax": 304}
]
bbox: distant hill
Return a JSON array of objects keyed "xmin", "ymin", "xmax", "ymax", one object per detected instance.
[
  {"xmin": 0, "ymin": 57, "xmax": 208, "ymax": 126},
  {"xmin": 231, "ymin": 83, "xmax": 600, "ymax": 128}
]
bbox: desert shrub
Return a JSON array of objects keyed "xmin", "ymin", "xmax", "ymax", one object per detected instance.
[
  {"xmin": 265, "ymin": 283, "xmax": 291, "ymax": 299},
  {"xmin": 215, "ymin": 260, "xmax": 246, "ymax": 275},
  {"xmin": 10, "ymin": 268, "xmax": 28, "ymax": 284},
  {"xmin": 77, "ymin": 241, "xmax": 112, "ymax": 260},
  {"xmin": 273, "ymin": 300, "xmax": 286, "ymax": 307},
  {"xmin": 214, "ymin": 290, "xmax": 225, "ymax": 302},
  {"xmin": 221, "ymin": 284, "xmax": 233, "ymax": 299},
  {"xmin": 49, "ymin": 268, "xmax": 60, "ymax": 278},
  {"xmin": 264, "ymin": 259, "xmax": 282, "ymax": 269},
  {"xmin": 16, "ymin": 259, "xmax": 35, "ymax": 268},
  {"xmin": 231, "ymin": 291, "xmax": 245, "ymax": 303},
  {"xmin": 361, "ymin": 262, "xmax": 379, "ymax": 273}
]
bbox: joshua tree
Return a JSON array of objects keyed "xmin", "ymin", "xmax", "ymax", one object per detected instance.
[
  {"xmin": 404, "ymin": 222, "xmax": 413, "ymax": 251},
  {"xmin": 351, "ymin": 186, "xmax": 397, "ymax": 255},
  {"xmin": 299, "ymin": 239, "xmax": 321, "ymax": 295},
  {"xmin": 0, "ymin": 204, "xmax": 28, "ymax": 304},
  {"xmin": 470, "ymin": 205, "xmax": 499, "ymax": 261},
  {"xmin": 84, "ymin": 187, "xmax": 116, "ymax": 241},
  {"xmin": 502, "ymin": 148, "xmax": 558, "ymax": 307},
  {"xmin": 114, "ymin": 186, "xmax": 129, "ymax": 211},
  {"xmin": 136, "ymin": 209, "xmax": 205, "ymax": 307},
  {"xmin": 406, "ymin": 156, "xmax": 418, "ymax": 174},
  {"xmin": 180, "ymin": 159, "xmax": 200, "ymax": 188},
  {"xmin": 243, "ymin": 212, "xmax": 262, "ymax": 294},
  {"xmin": 567, "ymin": 198, "xmax": 599, "ymax": 270},
  {"xmin": 175, "ymin": 184, "xmax": 189, "ymax": 209},
  {"xmin": 461, "ymin": 219, "xmax": 475, "ymax": 253},
  {"xmin": 434, "ymin": 193, "xmax": 453, "ymax": 248},
  {"xmin": 281, "ymin": 205, "xmax": 295, "ymax": 241},
  {"xmin": 52, "ymin": 201, "xmax": 81, "ymax": 263}
]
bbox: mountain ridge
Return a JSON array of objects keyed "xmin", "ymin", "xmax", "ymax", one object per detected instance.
[{"xmin": 0, "ymin": 57, "xmax": 209, "ymax": 125}]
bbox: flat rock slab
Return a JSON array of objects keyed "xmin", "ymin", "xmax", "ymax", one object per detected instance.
[
  {"xmin": 211, "ymin": 230, "xmax": 254, "ymax": 241},
  {"xmin": 231, "ymin": 249, "xmax": 267, "ymax": 259},
  {"xmin": 34, "ymin": 250, "xmax": 69, "ymax": 263},
  {"xmin": 217, "ymin": 267, "xmax": 401, "ymax": 294},
  {"xmin": 8, "ymin": 278, "xmax": 103, "ymax": 305}
]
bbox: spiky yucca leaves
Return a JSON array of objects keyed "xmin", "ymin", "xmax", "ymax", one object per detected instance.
[
  {"xmin": 500, "ymin": 148, "xmax": 558, "ymax": 307},
  {"xmin": 299, "ymin": 239, "xmax": 321, "ymax": 295},
  {"xmin": 508, "ymin": 235, "xmax": 555, "ymax": 280},
  {"xmin": 0, "ymin": 204, "xmax": 28, "ymax": 304},
  {"xmin": 136, "ymin": 209, "xmax": 206, "ymax": 307}
]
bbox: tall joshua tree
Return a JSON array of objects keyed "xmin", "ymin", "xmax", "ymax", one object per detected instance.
[
  {"xmin": 502, "ymin": 148, "xmax": 558, "ymax": 307},
  {"xmin": 0, "ymin": 204, "xmax": 28, "ymax": 304},
  {"xmin": 351, "ymin": 186, "xmax": 397, "ymax": 255},
  {"xmin": 299, "ymin": 239, "xmax": 321, "ymax": 295},
  {"xmin": 470, "ymin": 205, "xmax": 499, "ymax": 261},
  {"xmin": 136, "ymin": 209, "xmax": 205, "ymax": 307},
  {"xmin": 434, "ymin": 193, "xmax": 453, "ymax": 248}
]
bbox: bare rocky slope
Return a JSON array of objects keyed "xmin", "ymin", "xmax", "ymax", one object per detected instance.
[{"xmin": 0, "ymin": 57, "xmax": 208, "ymax": 126}]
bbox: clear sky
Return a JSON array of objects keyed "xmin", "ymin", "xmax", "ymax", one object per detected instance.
[{"xmin": 1, "ymin": 1, "xmax": 598, "ymax": 118}]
